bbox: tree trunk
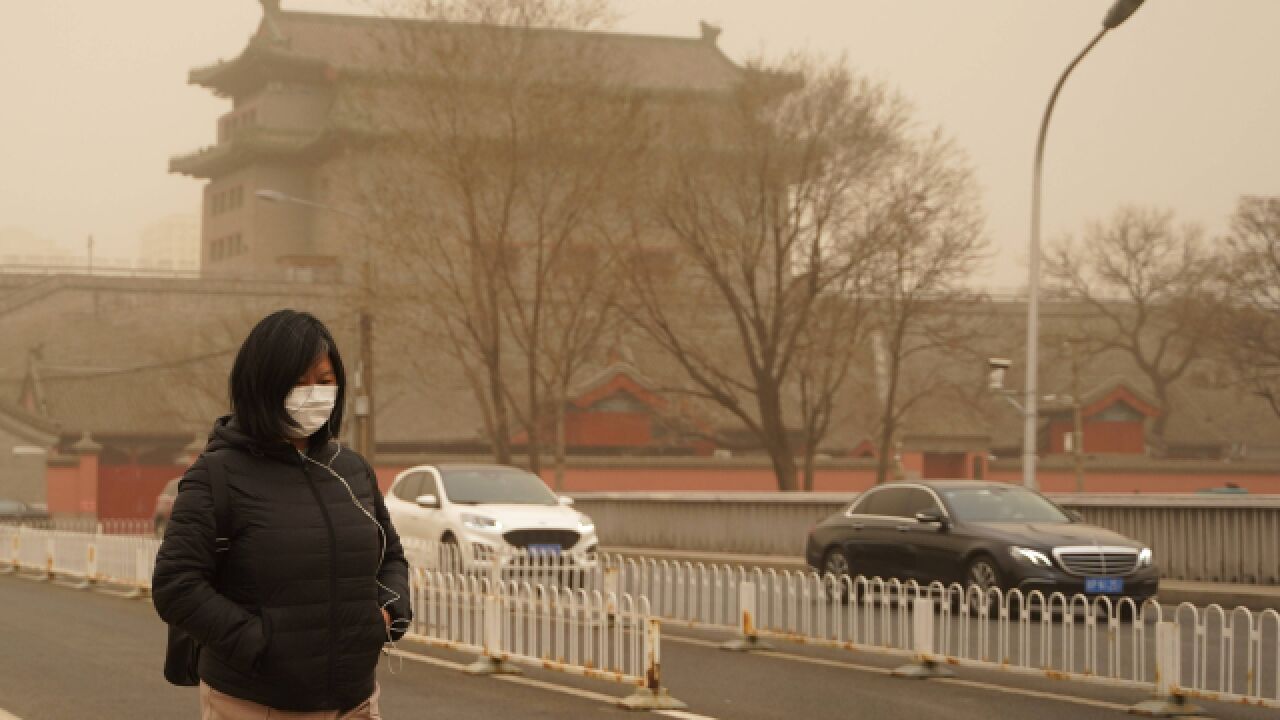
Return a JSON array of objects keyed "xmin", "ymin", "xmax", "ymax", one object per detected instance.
[
  {"xmin": 526, "ymin": 368, "xmax": 543, "ymax": 475},
  {"xmin": 875, "ymin": 419, "xmax": 895, "ymax": 485},
  {"xmin": 757, "ymin": 382, "xmax": 799, "ymax": 492},
  {"xmin": 553, "ymin": 395, "xmax": 567, "ymax": 492},
  {"xmin": 488, "ymin": 359, "xmax": 513, "ymax": 465},
  {"xmin": 802, "ymin": 440, "xmax": 817, "ymax": 492},
  {"xmin": 1150, "ymin": 383, "xmax": 1171, "ymax": 441},
  {"xmin": 766, "ymin": 439, "xmax": 800, "ymax": 493}
]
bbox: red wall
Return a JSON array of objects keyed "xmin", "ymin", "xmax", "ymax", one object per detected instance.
[
  {"xmin": 986, "ymin": 468, "xmax": 1280, "ymax": 494},
  {"xmin": 922, "ymin": 452, "xmax": 967, "ymax": 479},
  {"xmin": 374, "ymin": 464, "xmax": 880, "ymax": 493},
  {"xmin": 45, "ymin": 465, "xmax": 86, "ymax": 515},
  {"xmin": 565, "ymin": 412, "xmax": 653, "ymax": 447},
  {"xmin": 97, "ymin": 464, "xmax": 186, "ymax": 519},
  {"xmin": 1047, "ymin": 420, "xmax": 1145, "ymax": 455}
]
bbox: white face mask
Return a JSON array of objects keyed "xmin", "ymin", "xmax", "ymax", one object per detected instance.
[{"xmin": 284, "ymin": 384, "xmax": 338, "ymax": 439}]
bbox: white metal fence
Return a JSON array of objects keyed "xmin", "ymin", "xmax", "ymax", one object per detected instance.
[
  {"xmin": 4, "ymin": 524, "xmax": 1276, "ymax": 708},
  {"xmin": 0, "ymin": 524, "xmax": 158, "ymax": 596},
  {"xmin": 595, "ymin": 553, "xmax": 1280, "ymax": 708},
  {"xmin": 0, "ymin": 527, "xmax": 684, "ymax": 709},
  {"xmin": 404, "ymin": 567, "xmax": 681, "ymax": 709}
]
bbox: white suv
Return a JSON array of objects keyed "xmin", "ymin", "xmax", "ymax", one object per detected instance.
[{"xmin": 385, "ymin": 464, "xmax": 598, "ymax": 575}]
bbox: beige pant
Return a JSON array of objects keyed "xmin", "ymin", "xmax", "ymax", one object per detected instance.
[{"xmin": 200, "ymin": 682, "xmax": 381, "ymax": 720}]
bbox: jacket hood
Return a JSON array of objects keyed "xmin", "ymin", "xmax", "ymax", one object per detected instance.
[{"xmin": 206, "ymin": 414, "xmax": 335, "ymax": 461}]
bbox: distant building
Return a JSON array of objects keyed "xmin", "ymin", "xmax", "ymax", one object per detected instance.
[
  {"xmin": 170, "ymin": 1, "xmax": 744, "ymax": 282},
  {"xmin": 136, "ymin": 214, "xmax": 200, "ymax": 273},
  {"xmin": 0, "ymin": 227, "xmax": 75, "ymax": 269}
]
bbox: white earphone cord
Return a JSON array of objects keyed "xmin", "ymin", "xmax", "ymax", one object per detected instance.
[{"xmin": 299, "ymin": 443, "xmax": 409, "ymax": 674}]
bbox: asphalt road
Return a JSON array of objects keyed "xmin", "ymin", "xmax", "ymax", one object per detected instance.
[{"xmin": 1, "ymin": 574, "xmax": 1276, "ymax": 720}]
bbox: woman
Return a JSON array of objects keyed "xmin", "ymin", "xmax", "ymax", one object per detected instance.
[{"xmin": 154, "ymin": 310, "xmax": 412, "ymax": 719}]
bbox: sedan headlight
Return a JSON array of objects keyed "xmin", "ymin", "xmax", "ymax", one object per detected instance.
[
  {"xmin": 1138, "ymin": 547, "xmax": 1154, "ymax": 567},
  {"xmin": 461, "ymin": 513, "xmax": 502, "ymax": 532},
  {"xmin": 1010, "ymin": 546, "xmax": 1053, "ymax": 568},
  {"xmin": 577, "ymin": 513, "xmax": 595, "ymax": 532}
]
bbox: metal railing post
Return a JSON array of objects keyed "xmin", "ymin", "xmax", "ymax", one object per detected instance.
[
  {"xmin": 1130, "ymin": 621, "xmax": 1202, "ymax": 717},
  {"xmin": 893, "ymin": 597, "xmax": 955, "ymax": 678},
  {"xmin": 721, "ymin": 580, "xmax": 772, "ymax": 651},
  {"xmin": 619, "ymin": 617, "xmax": 688, "ymax": 711},
  {"xmin": 465, "ymin": 592, "xmax": 521, "ymax": 676}
]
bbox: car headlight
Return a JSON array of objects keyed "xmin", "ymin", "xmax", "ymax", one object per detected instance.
[
  {"xmin": 577, "ymin": 513, "xmax": 595, "ymax": 532},
  {"xmin": 1138, "ymin": 547, "xmax": 1153, "ymax": 567},
  {"xmin": 461, "ymin": 513, "xmax": 502, "ymax": 532},
  {"xmin": 1010, "ymin": 546, "xmax": 1053, "ymax": 568}
]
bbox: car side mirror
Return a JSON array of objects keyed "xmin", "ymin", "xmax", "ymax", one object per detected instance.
[
  {"xmin": 915, "ymin": 510, "xmax": 947, "ymax": 528},
  {"xmin": 415, "ymin": 494, "xmax": 440, "ymax": 509},
  {"xmin": 1066, "ymin": 510, "xmax": 1084, "ymax": 523},
  {"xmin": 558, "ymin": 496, "xmax": 575, "ymax": 507}
]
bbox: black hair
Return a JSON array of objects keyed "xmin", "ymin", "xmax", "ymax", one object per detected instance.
[{"xmin": 229, "ymin": 309, "xmax": 346, "ymax": 449}]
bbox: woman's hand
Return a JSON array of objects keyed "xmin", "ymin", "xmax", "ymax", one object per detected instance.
[{"xmin": 382, "ymin": 608, "xmax": 391, "ymax": 629}]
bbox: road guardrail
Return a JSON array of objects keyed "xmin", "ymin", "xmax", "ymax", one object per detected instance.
[{"xmin": 570, "ymin": 492, "xmax": 1280, "ymax": 584}]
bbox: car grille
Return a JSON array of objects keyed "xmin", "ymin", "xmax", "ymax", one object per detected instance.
[
  {"xmin": 1055, "ymin": 549, "xmax": 1140, "ymax": 576},
  {"xmin": 503, "ymin": 529, "xmax": 580, "ymax": 550}
]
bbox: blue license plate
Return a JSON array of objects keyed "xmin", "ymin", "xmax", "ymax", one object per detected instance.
[
  {"xmin": 1085, "ymin": 577, "xmax": 1124, "ymax": 594},
  {"xmin": 528, "ymin": 544, "xmax": 562, "ymax": 556}
]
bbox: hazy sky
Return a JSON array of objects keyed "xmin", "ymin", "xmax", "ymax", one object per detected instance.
[{"xmin": 1, "ymin": 1, "xmax": 1276, "ymax": 286}]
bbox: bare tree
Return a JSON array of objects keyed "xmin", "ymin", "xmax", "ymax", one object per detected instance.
[
  {"xmin": 1214, "ymin": 196, "xmax": 1280, "ymax": 417},
  {"xmin": 619, "ymin": 57, "xmax": 907, "ymax": 492},
  {"xmin": 1046, "ymin": 207, "xmax": 1219, "ymax": 443},
  {"xmin": 862, "ymin": 133, "xmax": 989, "ymax": 484},
  {"xmin": 355, "ymin": 0, "xmax": 642, "ymax": 467}
]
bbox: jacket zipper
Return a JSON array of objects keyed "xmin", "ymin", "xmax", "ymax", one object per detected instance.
[{"xmin": 299, "ymin": 456, "xmax": 340, "ymax": 707}]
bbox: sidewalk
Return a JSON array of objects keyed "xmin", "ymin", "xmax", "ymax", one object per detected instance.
[{"xmin": 603, "ymin": 546, "xmax": 1280, "ymax": 612}]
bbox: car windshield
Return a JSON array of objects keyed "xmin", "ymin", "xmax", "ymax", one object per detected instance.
[
  {"xmin": 440, "ymin": 467, "xmax": 558, "ymax": 506},
  {"xmin": 940, "ymin": 487, "xmax": 1070, "ymax": 523}
]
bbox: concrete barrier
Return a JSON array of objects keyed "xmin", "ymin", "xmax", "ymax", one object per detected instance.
[{"xmin": 570, "ymin": 492, "xmax": 1280, "ymax": 585}]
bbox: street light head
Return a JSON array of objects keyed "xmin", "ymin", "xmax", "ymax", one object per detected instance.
[
  {"xmin": 987, "ymin": 357, "xmax": 1011, "ymax": 392},
  {"xmin": 255, "ymin": 189, "xmax": 290, "ymax": 203},
  {"xmin": 1102, "ymin": 0, "xmax": 1145, "ymax": 29}
]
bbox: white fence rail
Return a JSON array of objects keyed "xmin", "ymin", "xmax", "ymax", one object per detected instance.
[
  {"xmin": 0, "ymin": 527, "xmax": 684, "ymax": 709},
  {"xmin": 597, "ymin": 553, "xmax": 1280, "ymax": 708},
  {"xmin": 5, "ymin": 525, "xmax": 1276, "ymax": 708},
  {"xmin": 405, "ymin": 568, "xmax": 680, "ymax": 708},
  {"xmin": 0, "ymin": 524, "xmax": 158, "ymax": 596}
]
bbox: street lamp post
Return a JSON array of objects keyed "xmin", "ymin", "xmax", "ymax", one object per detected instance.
[
  {"xmin": 256, "ymin": 189, "xmax": 377, "ymax": 467},
  {"xmin": 1023, "ymin": 0, "xmax": 1145, "ymax": 491}
]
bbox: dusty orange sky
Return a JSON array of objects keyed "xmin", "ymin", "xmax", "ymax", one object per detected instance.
[{"xmin": 1, "ymin": 0, "xmax": 1276, "ymax": 287}]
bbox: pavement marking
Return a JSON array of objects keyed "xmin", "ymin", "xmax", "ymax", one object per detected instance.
[
  {"xmin": 663, "ymin": 634, "xmax": 1134, "ymax": 714},
  {"xmin": 387, "ymin": 648, "xmax": 722, "ymax": 718},
  {"xmin": 933, "ymin": 677, "xmax": 1129, "ymax": 713},
  {"xmin": 0, "ymin": 708, "xmax": 21, "ymax": 720}
]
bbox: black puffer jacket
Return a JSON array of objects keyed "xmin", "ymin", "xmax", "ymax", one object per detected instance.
[{"xmin": 153, "ymin": 416, "xmax": 412, "ymax": 712}]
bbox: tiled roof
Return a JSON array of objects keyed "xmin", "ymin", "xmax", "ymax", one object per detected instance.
[{"xmin": 193, "ymin": 10, "xmax": 745, "ymax": 95}]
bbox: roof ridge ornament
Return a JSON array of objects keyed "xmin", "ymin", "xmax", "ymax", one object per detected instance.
[
  {"xmin": 258, "ymin": 0, "xmax": 287, "ymax": 45},
  {"xmin": 698, "ymin": 21, "xmax": 722, "ymax": 45}
]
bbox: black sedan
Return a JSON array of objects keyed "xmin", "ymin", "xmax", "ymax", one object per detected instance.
[{"xmin": 805, "ymin": 481, "xmax": 1159, "ymax": 603}]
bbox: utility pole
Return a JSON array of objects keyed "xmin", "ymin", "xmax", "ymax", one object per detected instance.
[
  {"xmin": 1068, "ymin": 339, "xmax": 1085, "ymax": 492},
  {"xmin": 359, "ymin": 236, "xmax": 377, "ymax": 468}
]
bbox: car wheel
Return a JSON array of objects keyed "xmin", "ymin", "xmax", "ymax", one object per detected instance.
[
  {"xmin": 966, "ymin": 555, "xmax": 1003, "ymax": 616},
  {"xmin": 822, "ymin": 548, "xmax": 854, "ymax": 603}
]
